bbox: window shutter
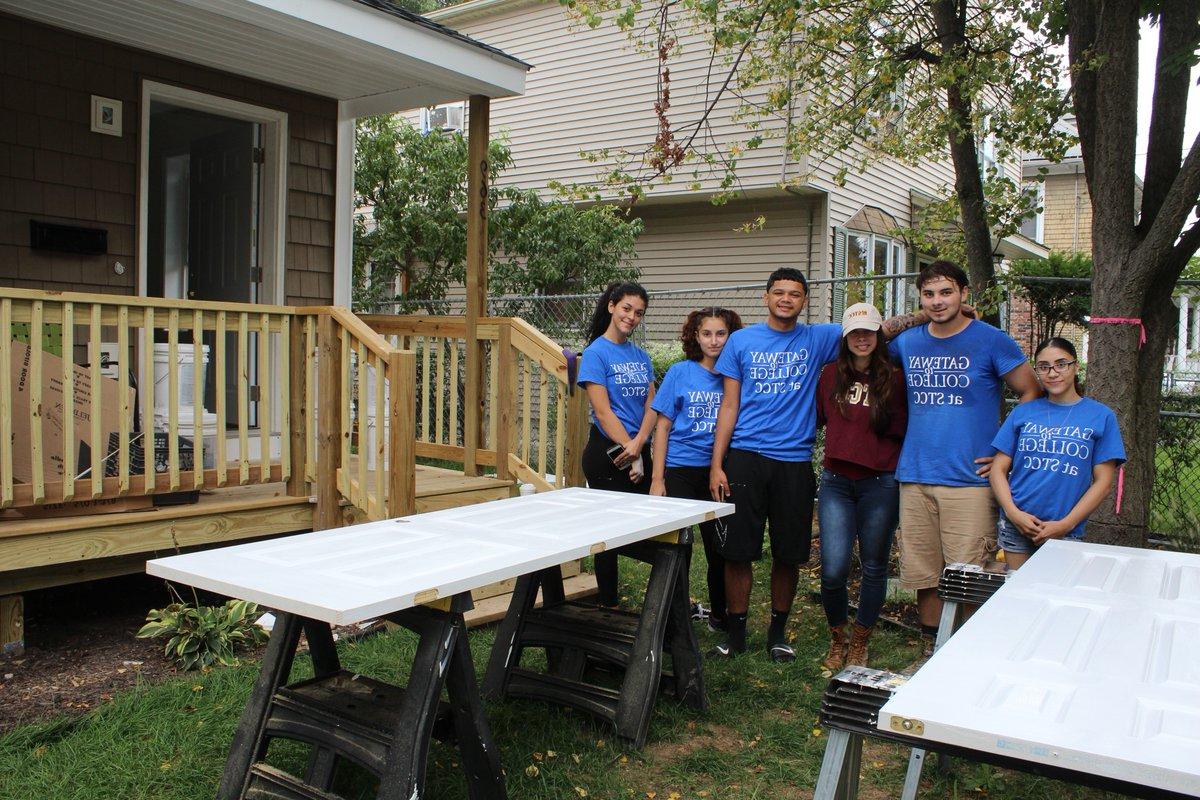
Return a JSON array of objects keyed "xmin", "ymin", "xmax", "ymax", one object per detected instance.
[{"xmin": 832, "ymin": 227, "xmax": 848, "ymax": 320}]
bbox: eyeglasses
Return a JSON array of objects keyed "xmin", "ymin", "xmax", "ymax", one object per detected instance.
[{"xmin": 1033, "ymin": 359, "xmax": 1077, "ymax": 375}]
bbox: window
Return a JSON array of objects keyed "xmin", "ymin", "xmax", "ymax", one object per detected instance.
[
  {"xmin": 420, "ymin": 102, "xmax": 464, "ymax": 134},
  {"xmin": 977, "ymin": 115, "xmax": 998, "ymax": 177},
  {"xmin": 1019, "ymin": 182, "xmax": 1045, "ymax": 243},
  {"xmin": 833, "ymin": 228, "xmax": 908, "ymax": 318}
]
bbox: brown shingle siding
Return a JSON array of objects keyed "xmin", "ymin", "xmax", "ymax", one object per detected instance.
[{"xmin": 0, "ymin": 11, "xmax": 338, "ymax": 305}]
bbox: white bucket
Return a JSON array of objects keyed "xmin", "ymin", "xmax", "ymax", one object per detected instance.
[{"xmin": 152, "ymin": 343, "xmax": 210, "ymax": 420}]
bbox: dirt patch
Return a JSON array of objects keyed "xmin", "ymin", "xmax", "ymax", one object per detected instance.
[
  {"xmin": 644, "ymin": 723, "xmax": 741, "ymax": 760},
  {"xmin": 0, "ymin": 574, "xmax": 183, "ymax": 732}
]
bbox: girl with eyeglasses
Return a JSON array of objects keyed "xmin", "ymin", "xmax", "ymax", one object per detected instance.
[
  {"xmin": 579, "ymin": 281, "xmax": 656, "ymax": 606},
  {"xmin": 989, "ymin": 338, "xmax": 1126, "ymax": 569},
  {"xmin": 649, "ymin": 307, "xmax": 744, "ymax": 632}
]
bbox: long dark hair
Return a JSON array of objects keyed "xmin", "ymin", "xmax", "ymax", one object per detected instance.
[
  {"xmin": 681, "ymin": 307, "xmax": 743, "ymax": 361},
  {"xmin": 586, "ymin": 281, "xmax": 649, "ymax": 344},
  {"xmin": 831, "ymin": 330, "xmax": 896, "ymax": 434},
  {"xmin": 1034, "ymin": 337, "xmax": 1084, "ymax": 396}
]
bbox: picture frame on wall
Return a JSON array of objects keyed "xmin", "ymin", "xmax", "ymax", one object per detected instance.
[{"xmin": 90, "ymin": 96, "xmax": 122, "ymax": 136}]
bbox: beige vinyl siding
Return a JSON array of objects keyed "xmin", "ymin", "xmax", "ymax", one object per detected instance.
[
  {"xmin": 430, "ymin": 0, "xmax": 1025, "ymax": 287},
  {"xmin": 435, "ymin": 1, "xmax": 791, "ymax": 198},
  {"xmin": 632, "ymin": 197, "xmax": 819, "ymax": 290}
]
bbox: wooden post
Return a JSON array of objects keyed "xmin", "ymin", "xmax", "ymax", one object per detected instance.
[
  {"xmin": 286, "ymin": 316, "xmax": 308, "ymax": 497},
  {"xmin": 463, "ymin": 94, "xmax": 490, "ymax": 477},
  {"xmin": 494, "ymin": 323, "xmax": 515, "ymax": 482},
  {"xmin": 563, "ymin": 390, "xmax": 589, "ymax": 488},
  {"xmin": 314, "ymin": 315, "xmax": 342, "ymax": 531},
  {"xmin": 1, "ymin": 595, "xmax": 23, "ymax": 657},
  {"xmin": 387, "ymin": 350, "xmax": 416, "ymax": 517}
]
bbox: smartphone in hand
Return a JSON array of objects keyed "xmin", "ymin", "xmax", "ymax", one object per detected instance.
[{"xmin": 606, "ymin": 443, "xmax": 624, "ymax": 464}]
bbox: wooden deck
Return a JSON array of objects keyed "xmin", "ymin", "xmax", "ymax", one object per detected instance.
[{"xmin": 0, "ymin": 466, "xmax": 514, "ymax": 597}]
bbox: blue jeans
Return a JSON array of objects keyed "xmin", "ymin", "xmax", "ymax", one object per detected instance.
[{"xmin": 817, "ymin": 469, "xmax": 900, "ymax": 628}]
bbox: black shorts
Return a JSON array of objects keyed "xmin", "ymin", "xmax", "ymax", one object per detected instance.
[{"xmin": 719, "ymin": 448, "xmax": 816, "ymax": 564}]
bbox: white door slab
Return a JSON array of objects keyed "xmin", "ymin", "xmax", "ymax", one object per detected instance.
[
  {"xmin": 147, "ymin": 487, "xmax": 733, "ymax": 625},
  {"xmin": 878, "ymin": 540, "xmax": 1200, "ymax": 795}
]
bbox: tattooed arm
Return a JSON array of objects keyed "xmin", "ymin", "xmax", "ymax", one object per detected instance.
[
  {"xmin": 881, "ymin": 303, "xmax": 978, "ymax": 339},
  {"xmin": 881, "ymin": 310, "xmax": 927, "ymax": 339}
]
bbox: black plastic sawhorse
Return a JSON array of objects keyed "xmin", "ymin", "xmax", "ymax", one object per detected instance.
[
  {"xmin": 217, "ymin": 592, "xmax": 505, "ymax": 800},
  {"xmin": 482, "ymin": 531, "xmax": 705, "ymax": 748}
]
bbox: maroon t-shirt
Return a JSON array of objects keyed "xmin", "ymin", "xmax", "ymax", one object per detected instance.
[{"xmin": 816, "ymin": 363, "xmax": 908, "ymax": 478}]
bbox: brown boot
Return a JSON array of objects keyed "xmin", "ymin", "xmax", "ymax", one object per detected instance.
[
  {"xmin": 846, "ymin": 622, "xmax": 873, "ymax": 666},
  {"xmin": 822, "ymin": 625, "xmax": 849, "ymax": 671}
]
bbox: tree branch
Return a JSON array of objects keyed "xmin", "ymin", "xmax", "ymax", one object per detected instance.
[
  {"xmin": 1141, "ymin": 128, "xmax": 1200, "ymax": 269},
  {"xmin": 1138, "ymin": 1, "xmax": 1200, "ymax": 234}
]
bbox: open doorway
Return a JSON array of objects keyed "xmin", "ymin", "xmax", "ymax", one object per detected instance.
[
  {"xmin": 146, "ymin": 103, "xmax": 260, "ymax": 426},
  {"xmin": 139, "ymin": 83, "xmax": 287, "ymax": 442}
]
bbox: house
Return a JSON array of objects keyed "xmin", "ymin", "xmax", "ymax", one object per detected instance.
[
  {"xmin": 0, "ymin": 0, "xmax": 588, "ymax": 656},
  {"xmin": 422, "ymin": 0, "xmax": 1048, "ymax": 321}
]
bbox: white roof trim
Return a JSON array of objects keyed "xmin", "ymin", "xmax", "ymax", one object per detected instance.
[{"xmin": 1, "ymin": 0, "xmax": 527, "ymax": 112}]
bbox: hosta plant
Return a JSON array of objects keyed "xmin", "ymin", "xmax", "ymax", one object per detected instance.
[{"xmin": 137, "ymin": 598, "xmax": 269, "ymax": 671}]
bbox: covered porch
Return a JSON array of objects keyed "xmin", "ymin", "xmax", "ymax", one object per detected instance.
[{"xmin": 0, "ymin": 1, "xmax": 590, "ymax": 654}]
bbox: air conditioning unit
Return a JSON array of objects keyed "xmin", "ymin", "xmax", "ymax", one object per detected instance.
[{"xmin": 424, "ymin": 103, "xmax": 464, "ymax": 133}]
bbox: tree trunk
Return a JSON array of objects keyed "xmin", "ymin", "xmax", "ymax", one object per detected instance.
[
  {"xmin": 1084, "ymin": 252, "xmax": 1177, "ymax": 547},
  {"xmin": 930, "ymin": 0, "xmax": 996, "ymax": 305}
]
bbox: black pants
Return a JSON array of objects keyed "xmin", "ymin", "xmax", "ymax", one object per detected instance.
[
  {"xmin": 665, "ymin": 465, "xmax": 727, "ymax": 620},
  {"xmin": 582, "ymin": 426, "xmax": 652, "ymax": 606}
]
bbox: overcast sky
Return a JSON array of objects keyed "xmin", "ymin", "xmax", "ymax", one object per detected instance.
[{"xmin": 1136, "ymin": 19, "xmax": 1200, "ymax": 181}]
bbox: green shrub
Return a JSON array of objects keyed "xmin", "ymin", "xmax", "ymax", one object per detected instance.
[
  {"xmin": 137, "ymin": 598, "xmax": 270, "ymax": 671},
  {"xmin": 645, "ymin": 340, "xmax": 685, "ymax": 382}
]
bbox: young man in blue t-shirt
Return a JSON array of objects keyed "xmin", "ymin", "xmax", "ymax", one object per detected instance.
[
  {"xmin": 708, "ymin": 268, "xmax": 921, "ymax": 661},
  {"xmin": 890, "ymin": 261, "xmax": 1039, "ymax": 651}
]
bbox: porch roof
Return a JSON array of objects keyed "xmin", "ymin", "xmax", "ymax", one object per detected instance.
[{"xmin": 0, "ymin": 0, "xmax": 529, "ymax": 116}]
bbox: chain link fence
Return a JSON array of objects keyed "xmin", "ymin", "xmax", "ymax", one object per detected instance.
[{"xmin": 369, "ymin": 273, "xmax": 1200, "ymax": 546}]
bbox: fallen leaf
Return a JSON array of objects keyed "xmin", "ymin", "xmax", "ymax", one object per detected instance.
[
  {"xmin": 160, "ymin": 761, "xmax": 172, "ymax": 771},
  {"xmin": 619, "ymin": 755, "xmax": 628, "ymax": 764},
  {"xmin": 546, "ymin": 750, "xmax": 557, "ymax": 759},
  {"xmin": 595, "ymin": 739, "xmax": 606, "ymax": 748},
  {"xmin": 532, "ymin": 752, "xmax": 544, "ymax": 762},
  {"xmin": 574, "ymin": 788, "xmax": 588, "ymax": 797},
  {"xmin": 572, "ymin": 753, "xmax": 582, "ymax": 764},
  {"xmin": 524, "ymin": 765, "xmax": 539, "ymax": 778},
  {"xmin": 812, "ymin": 728, "xmax": 823, "ymax": 737}
]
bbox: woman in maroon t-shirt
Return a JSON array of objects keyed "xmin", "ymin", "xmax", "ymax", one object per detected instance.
[{"xmin": 815, "ymin": 303, "xmax": 908, "ymax": 669}]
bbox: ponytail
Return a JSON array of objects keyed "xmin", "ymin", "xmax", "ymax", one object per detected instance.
[{"xmin": 586, "ymin": 281, "xmax": 649, "ymax": 344}]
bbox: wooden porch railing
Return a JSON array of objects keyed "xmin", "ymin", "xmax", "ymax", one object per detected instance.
[
  {"xmin": 0, "ymin": 288, "xmax": 313, "ymax": 509},
  {"xmin": 0, "ymin": 289, "xmax": 418, "ymax": 527},
  {"xmin": 308, "ymin": 307, "xmax": 416, "ymax": 527},
  {"xmin": 360, "ymin": 315, "xmax": 589, "ymax": 491}
]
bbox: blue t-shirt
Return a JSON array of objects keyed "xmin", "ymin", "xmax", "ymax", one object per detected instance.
[
  {"xmin": 714, "ymin": 322, "xmax": 842, "ymax": 461},
  {"xmin": 651, "ymin": 360, "xmax": 724, "ymax": 467},
  {"xmin": 578, "ymin": 336, "xmax": 654, "ymax": 438},
  {"xmin": 893, "ymin": 320, "xmax": 1028, "ymax": 486},
  {"xmin": 992, "ymin": 397, "xmax": 1125, "ymax": 538}
]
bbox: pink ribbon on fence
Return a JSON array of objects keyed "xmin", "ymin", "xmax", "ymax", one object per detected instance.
[
  {"xmin": 1088, "ymin": 317, "xmax": 1143, "ymax": 516},
  {"xmin": 1090, "ymin": 317, "xmax": 1146, "ymax": 348}
]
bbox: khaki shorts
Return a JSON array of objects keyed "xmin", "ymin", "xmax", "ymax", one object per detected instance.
[{"xmin": 898, "ymin": 483, "xmax": 997, "ymax": 590}]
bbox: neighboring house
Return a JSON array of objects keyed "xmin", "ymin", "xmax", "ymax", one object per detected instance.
[{"xmin": 424, "ymin": 0, "xmax": 1047, "ymax": 318}]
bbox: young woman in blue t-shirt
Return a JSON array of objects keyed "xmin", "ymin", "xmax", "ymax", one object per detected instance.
[
  {"xmin": 578, "ymin": 281, "xmax": 656, "ymax": 606},
  {"xmin": 649, "ymin": 307, "xmax": 744, "ymax": 631},
  {"xmin": 990, "ymin": 338, "xmax": 1126, "ymax": 569}
]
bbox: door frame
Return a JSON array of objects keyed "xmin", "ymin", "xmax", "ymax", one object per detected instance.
[{"xmin": 136, "ymin": 80, "xmax": 288, "ymax": 306}]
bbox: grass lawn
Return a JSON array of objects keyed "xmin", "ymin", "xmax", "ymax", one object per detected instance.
[{"xmin": 0, "ymin": 554, "xmax": 1122, "ymax": 800}]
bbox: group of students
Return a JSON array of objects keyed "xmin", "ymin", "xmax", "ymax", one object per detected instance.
[{"xmin": 577, "ymin": 261, "xmax": 1126, "ymax": 669}]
